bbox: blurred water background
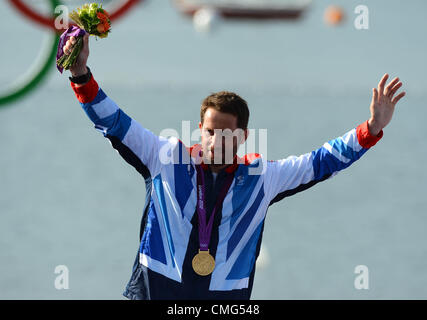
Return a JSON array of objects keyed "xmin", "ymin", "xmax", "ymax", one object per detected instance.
[{"xmin": 0, "ymin": 0, "xmax": 426, "ymax": 299}]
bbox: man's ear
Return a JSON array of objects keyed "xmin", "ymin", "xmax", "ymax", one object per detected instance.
[
  {"xmin": 241, "ymin": 128, "xmax": 249, "ymax": 145},
  {"xmin": 199, "ymin": 121, "xmax": 202, "ymax": 131},
  {"xmin": 236, "ymin": 128, "xmax": 249, "ymax": 145}
]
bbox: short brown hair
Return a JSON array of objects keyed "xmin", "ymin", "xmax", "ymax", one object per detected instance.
[{"xmin": 200, "ymin": 91, "xmax": 250, "ymax": 129}]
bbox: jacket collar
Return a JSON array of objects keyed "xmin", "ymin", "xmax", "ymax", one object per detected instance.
[
  {"xmin": 200, "ymin": 156, "xmax": 239, "ymax": 174},
  {"xmin": 189, "ymin": 143, "xmax": 260, "ymax": 174}
]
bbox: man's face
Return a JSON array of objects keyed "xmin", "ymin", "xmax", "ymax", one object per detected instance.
[{"xmin": 199, "ymin": 108, "xmax": 247, "ymax": 168}]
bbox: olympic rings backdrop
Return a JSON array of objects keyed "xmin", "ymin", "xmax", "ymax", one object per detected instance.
[{"xmin": 0, "ymin": 0, "xmax": 142, "ymax": 107}]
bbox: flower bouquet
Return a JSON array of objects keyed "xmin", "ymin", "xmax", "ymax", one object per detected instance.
[{"xmin": 56, "ymin": 3, "xmax": 111, "ymax": 73}]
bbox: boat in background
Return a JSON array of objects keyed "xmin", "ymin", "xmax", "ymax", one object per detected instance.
[{"xmin": 173, "ymin": 0, "xmax": 312, "ymax": 20}]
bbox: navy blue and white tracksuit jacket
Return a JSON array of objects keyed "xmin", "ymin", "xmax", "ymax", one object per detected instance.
[{"xmin": 71, "ymin": 75, "xmax": 383, "ymax": 300}]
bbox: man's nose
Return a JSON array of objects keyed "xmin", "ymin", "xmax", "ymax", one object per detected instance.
[{"xmin": 211, "ymin": 133, "xmax": 224, "ymax": 150}]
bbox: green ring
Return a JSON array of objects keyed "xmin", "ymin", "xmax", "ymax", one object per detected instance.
[{"xmin": 0, "ymin": 0, "xmax": 60, "ymax": 107}]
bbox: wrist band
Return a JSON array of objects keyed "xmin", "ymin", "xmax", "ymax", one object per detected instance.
[{"xmin": 69, "ymin": 66, "xmax": 91, "ymax": 84}]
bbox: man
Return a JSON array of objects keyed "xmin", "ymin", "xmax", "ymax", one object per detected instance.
[{"xmin": 63, "ymin": 35, "xmax": 405, "ymax": 300}]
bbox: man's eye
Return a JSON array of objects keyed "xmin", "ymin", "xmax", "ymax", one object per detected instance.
[{"xmin": 206, "ymin": 130, "xmax": 214, "ymax": 136}]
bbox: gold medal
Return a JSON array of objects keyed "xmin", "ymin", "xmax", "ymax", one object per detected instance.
[{"xmin": 192, "ymin": 250, "xmax": 215, "ymax": 276}]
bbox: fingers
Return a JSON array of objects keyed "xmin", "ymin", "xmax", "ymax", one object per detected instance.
[
  {"xmin": 372, "ymin": 88, "xmax": 378, "ymax": 101},
  {"xmin": 63, "ymin": 36, "xmax": 85, "ymax": 55},
  {"xmin": 388, "ymin": 81, "xmax": 402, "ymax": 97},
  {"xmin": 384, "ymin": 77, "xmax": 399, "ymax": 96},
  {"xmin": 63, "ymin": 36, "xmax": 76, "ymax": 55},
  {"xmin": 63, "ymin": 44, "xmax": 72, "ymax": 55},
  {"xmin": 377, "ymin": 74, "xmax": 405, "ymax": 103},
  {"xmin": 378, "ymin": 73, "xmax": 389, "ymax": 95},
  {"xmin": 391, "ymin": 91, "xmax": 406, "ymax": 105}
]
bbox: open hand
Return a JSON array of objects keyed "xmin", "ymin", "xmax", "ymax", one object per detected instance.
[{"xmin": 368, "ymin": 74, "xmax": 406, "ymax": 136}]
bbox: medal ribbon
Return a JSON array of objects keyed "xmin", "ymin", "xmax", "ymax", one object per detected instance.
[{"xmin": 196, "ymin": 165, "xmax": 234, "ymax": 251}]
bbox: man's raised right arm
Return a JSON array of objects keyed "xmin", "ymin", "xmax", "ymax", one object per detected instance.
[{"xmin": 65, "ymin": 35, "xmax": 167, "ymax": 179}]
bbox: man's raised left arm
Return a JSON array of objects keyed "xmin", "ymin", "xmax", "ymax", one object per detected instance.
[{"xmin": 266, "ymin": 74, "xmax": 405, "ymax": 205}]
